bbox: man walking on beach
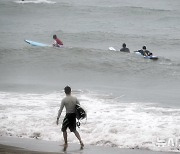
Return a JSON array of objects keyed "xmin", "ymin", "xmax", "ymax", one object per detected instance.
[{"xmin": 56, "ymin": 86, "xmax": 84, "ymax": 150}]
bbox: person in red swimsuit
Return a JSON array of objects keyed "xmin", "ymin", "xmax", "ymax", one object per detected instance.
[{"xmin": 53, "ymin": 35, "xmax": 63, "ymax": 47}]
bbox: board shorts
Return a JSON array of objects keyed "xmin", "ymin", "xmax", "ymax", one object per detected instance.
[{"xmin": 61, "ymin": 113, "xmax": 76, "ymax": 132}]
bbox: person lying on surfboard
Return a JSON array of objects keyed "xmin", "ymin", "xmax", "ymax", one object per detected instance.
[
  {"xmin": 53, "ymin": 35, "xmax": 63, "ymax": 47},
  {"xmin": 138, "ymin": 46, "xmax": 153, "ymax": 56},
  {"xmin": 120, "ymin": 43, "xmax": 130, "ymax": 53}
]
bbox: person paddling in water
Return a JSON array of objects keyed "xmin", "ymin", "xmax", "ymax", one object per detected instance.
[
  {"xmin": 120, "ymin": 43, "xmax": 130, "ymax": 53},
  {"xmin": 141, "ymin": 46, "xmax": 153, "ymax": 56},
  {"xmin": 137, "ymin": 46, "xmax": 153, "ymax": 56},
  {"xmin": 53, "ymin": 34, "xmax": 63, "ymax": 47},
  {"xmin": 56, "ymin": 86, "xmax": 84, "ymax": 151}
]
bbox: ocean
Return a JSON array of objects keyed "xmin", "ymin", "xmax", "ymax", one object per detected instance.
[{"xmin": 0, "ymin": 0, "xmax": 180, "ymax": 152}]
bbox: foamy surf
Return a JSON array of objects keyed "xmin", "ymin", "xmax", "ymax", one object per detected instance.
[{"xmin": 0, "ymin": 91, "xmax": 180, "ymax": 152}]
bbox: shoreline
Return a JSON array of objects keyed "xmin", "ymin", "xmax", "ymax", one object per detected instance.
[{"xmin": 0, "ymin": 136, "xmax": 177, "ymax": 154}]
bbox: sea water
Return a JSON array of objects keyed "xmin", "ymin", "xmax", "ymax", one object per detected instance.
[{"xmin": 0, "ymin": 0, "xmax": 180, "ymax": 152}]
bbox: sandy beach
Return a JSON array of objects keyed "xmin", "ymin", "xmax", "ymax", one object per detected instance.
[{"xmin": 0, "ymin": 136, "xmax": 177, "ymax": 154}]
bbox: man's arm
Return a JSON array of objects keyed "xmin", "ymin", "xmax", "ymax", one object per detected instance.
[
  {"xmin": 76, "ymin": 98, "xmax": 80, "ymax": 105},
  {"xmin": 53, "ymin": 40, "xmax": 57, "ymax": 47},
  {"xmin": 56, "ymin": 101, "xmax": 64, "ymax": 125}
]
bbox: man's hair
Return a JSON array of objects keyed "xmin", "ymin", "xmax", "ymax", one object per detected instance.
[
  {"xmin": 53, "ymin": 35, "xmax": 57, "ymax": 39},
  {"xmin": 122, "ymin": 43, "xmax": 126, "ymax": 48},
  {"xmin": 143, "ymin": 46, "xmax": 146, "ymax": 50},
  {"xmin": 64, "ymin": 86, "xmax": 71, "ymax": 94}
]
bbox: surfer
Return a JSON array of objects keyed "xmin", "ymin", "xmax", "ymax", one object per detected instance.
[
  {"xmin": 53, "ymin": 35, "xmax": 63, "ymax": 47},
  {"xmin": 136, "ymin": 46, "xmax": 152, "ymax": 56},
  {"xmin": 56, "ymin": 86, "xmax": 84, "ymax": 151},
  {"xmin": 120, "ymin": 43, "xmax": 130, "ymax": 53},
  {"xmin": 141, "ymin": 46, "xmax": 152, "ymax": 56}
]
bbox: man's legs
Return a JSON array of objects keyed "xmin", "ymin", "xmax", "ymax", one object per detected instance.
[
  {"xmin": 67, "ymin": 113, "xmax": 84, "ymax": 148},
  {"xmin": 63, "ymin": 131, "xmax": 68, "ymax": 144},
  {"xmin": 73, "ymin": 130, "xmax": 84, "ymax": 148},
  {"xmin": 63, "ymin": 131, "xmax": 68, "ymax": 150}
]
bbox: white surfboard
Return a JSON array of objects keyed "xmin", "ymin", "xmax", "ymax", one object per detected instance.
[
  {"xmin": 134, "ymin": 51, "xmax": 158, "ymax": 60},
  {"xmin": 109, "ymin": 47, "xmax": 117, "ymax": 51}
]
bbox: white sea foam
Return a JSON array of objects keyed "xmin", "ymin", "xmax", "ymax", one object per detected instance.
[
  {"xmin": 0, "ymin": 91, "xmax": 180, "ymax": 152},
  {"xmin": 15, "ymin": 0, "xmax": 56, "ymax": 4}
]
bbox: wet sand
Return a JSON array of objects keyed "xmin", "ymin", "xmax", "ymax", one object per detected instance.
[{"xmin": 0, "ymin": 136, "xmax": 177, "ymax": 154}]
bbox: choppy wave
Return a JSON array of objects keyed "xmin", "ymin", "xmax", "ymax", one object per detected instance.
[
  {"xmin": 0, "ymin": 91, "xmax": 180, "ymax": 152},
  {"xmin": 15, "ymin": 0, "xmax": 56, "ymax": 4}
]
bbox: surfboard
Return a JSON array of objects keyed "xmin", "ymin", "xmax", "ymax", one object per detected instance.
[
  {"xmin": 24, "ymin": 40, "xmax": 50, "ymax": 47},
  {"xmin": 134, "ymin": 51, "xmax": 158, "ymax": 60},
  {"xmin": 109, "ymin": 47, "xmax": 117, "ymax": 51},
  {"xmin": 75, "ymin": 105, "xmax": 87, "ymax": 120}
]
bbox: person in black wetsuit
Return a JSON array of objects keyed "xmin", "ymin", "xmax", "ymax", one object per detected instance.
[
  {"xmin": 138, "ymin": 46, "xmax": 152, "ymax": 56},
  {"xmin": 120, "ymin": 43, "xmax": 130, "ymax": 53}
]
